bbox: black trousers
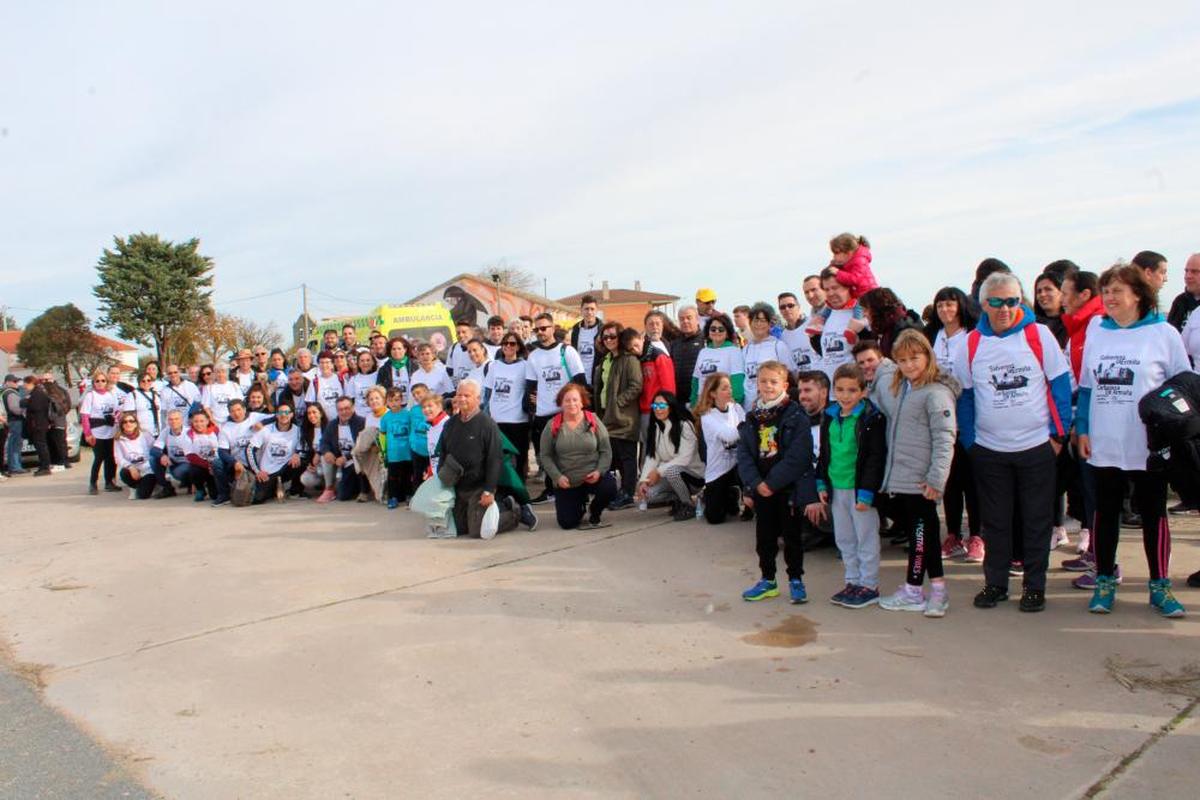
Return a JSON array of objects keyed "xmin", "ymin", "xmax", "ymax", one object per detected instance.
[
  {"xmin": 410, "ymin": 454, "xmax": 429, "ymax": 494},
  {"xmin": 26, "ymin": 428, "xmax": 50, "ymax": 472},
  {"xmin": 610, "ymin": 437, "xmax": 638, "ymax": 497},
  {"xmin": 387, "ymin": 460, "xmax": 412, "ymax": 502},
  {"xmin": 0, "ymin": 426, "xmax": 7, "ymax": 473},
  {"xmin": 1094, "ymin": 467, "xmax": 1170, "ymax": 581},
  {"xmin": 893, "ymin": 493, "xmax": 943, "ymax": 585},
  {"xmin": 251, "ymin": 464, "xmax": 304, "ymax": 504},
  {"xmin": 702, "ymin": 467, "xmax": 742, "ymax": 524},
  {"xmin": 553, "ymin": 473, "xmax": 619, "ymax": 529},
  {"xmin": 970, "ymin": 442, "xmax": 1056, "ymax": 591},
  {"xmin": 498, "ymin": 422, "xmax": 530, "ymax": 488},
  {"xmin": 90, "ymin": 437, "xmax": 116, "ymax": 487},
  {"xmin": 47, "ymin": 428, "xmax": 68, "ymax": 467},
  {"xmin": 754, "ymin": 492, "xmax": 804, "ymax": 582},
  {"xmin": 943, "ymin": 441, "xmax": 980, "ymax": 537},
  {"xmin": 119, "ymin": 466, "xmax": 157, "ymax": 499}
]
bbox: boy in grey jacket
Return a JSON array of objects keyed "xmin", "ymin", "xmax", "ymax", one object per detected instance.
[{"xmin": 870, "ymin": 330, "xmax": 959, "ymax": 617}]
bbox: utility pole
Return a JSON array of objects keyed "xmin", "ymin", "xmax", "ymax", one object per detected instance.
[
  {"xmin": 302, "ymin": 283, "xmax": 310, "ymax": 346},
  {"xmin": 0, "ymin": 306, "xmax": 7, "ymax": 332}
]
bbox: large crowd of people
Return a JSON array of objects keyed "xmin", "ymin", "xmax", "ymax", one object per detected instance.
[{"xmin": 5, "ymin": 237, "xmax": 1200, "ymax": 618}]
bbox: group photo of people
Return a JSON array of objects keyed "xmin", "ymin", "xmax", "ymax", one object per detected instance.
[{"xmin": 8, "ymin": 237, "xmax": 1200, "ymax": 621}]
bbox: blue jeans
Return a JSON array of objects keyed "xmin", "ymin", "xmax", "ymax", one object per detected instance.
[{"xmin": 6, "ymin": 418, "xmax": 24, "ymax": 471}]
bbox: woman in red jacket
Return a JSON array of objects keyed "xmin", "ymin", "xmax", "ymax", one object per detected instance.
[{"xmin": 629, "ymin": 329, "xmax": 675, "ymax": 465}]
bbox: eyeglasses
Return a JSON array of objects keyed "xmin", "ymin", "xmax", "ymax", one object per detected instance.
[
  {"xmin": 985, "ymin": 297, "xmax": 1021, "ymax": 309},
  {"xmin": 650, "ymin": 402, "xmax": 669, "ymax": 410},
  {"xmin": 779, "ymin": 303, "xmax": 797, "ymax": 310},
  {"xmin": 535, "ymin": 325, "xmax": 553, "ymax": 332},
  {"xmin": 708, "ymin": 326, "xmax": 726, "ymax": 333},
  {"xmin": 602, "ymin": 333, "xmax": 618, "ymax": 340},
  {"xmin": 276, "ymin": 409, "xmax": 293, "ymax": 416},
  {"xmin": 94, "ymin": 378, "xmax": 108, "ymax": 384},
  {"xmin": 121, "ymin": 419, "xmax": 137, "ymax": 425},
  {"xmin": 201, "ymin": 371, "xmax": 212, "ymax": 376},
  {"xmin": 502, "ymin": 341, "xmax": 519, "ymax": 347}
]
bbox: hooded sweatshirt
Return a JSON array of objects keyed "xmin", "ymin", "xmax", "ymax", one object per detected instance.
[{"xmin": 871, "ymin": 361, "xmax": 960, "ymax": 495}]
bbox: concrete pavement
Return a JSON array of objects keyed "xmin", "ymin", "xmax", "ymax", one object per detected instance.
[{"xmin": 1, "ymin": 461, "xmax": 1197, "ymax": 798}]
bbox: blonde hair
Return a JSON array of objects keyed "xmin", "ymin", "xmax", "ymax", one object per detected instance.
[
  {"xmin": 365, "ymin": 385, "xmax": 387, "ymax": 404},
  {"xmin": 890, "ymin": 329, "xmax": 940, "ymax": 395},
  {"xmin": 693, "ymin": 372, "xmax": 730, "ymax": 419},
  {"xmin": 118, "ymin": 411, "xmax": 141, "ymax": 438}
]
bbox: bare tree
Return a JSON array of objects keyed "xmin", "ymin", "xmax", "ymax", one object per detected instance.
[
  {"xmin": 477, "ymin": 258, "xmax": 538, "ymax": 292},
  {"xmin": 232, "ymin": 316, "xmax": 283, "ymax": 353},
  {"xmin": 174, "ymin": 311, "xmax": 238, "ymax": 365}
]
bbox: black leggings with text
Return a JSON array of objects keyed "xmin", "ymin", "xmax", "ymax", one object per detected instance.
[{"xmin": 894, "ymin": 493, "xmax": 943, "ymax": 585}]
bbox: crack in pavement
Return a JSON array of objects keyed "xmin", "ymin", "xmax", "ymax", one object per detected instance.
[
  {"xmin": 48, "ymin": 517, "xmax": 673, "ymax": 677},
  {"xmin": 1080, "ymin": 696, "xmax": 1199, "ymax": 798}
]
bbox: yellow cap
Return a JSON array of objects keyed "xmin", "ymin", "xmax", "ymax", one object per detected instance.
[{"xmin": 695, "ymin": 288, "xmax": 717, "ymax": 303}]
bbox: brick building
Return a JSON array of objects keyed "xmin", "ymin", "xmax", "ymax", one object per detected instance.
[{"xmin": 557, "ymin": 281, "xmax": 679, "ymax": 328}]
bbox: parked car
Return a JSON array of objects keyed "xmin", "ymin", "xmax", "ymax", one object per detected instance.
[{"xmin": 20, "ymin": 410, "xmax": 82, "ymax": 466}]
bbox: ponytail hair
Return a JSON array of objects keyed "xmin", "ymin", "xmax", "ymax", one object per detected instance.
[{"xmin": 830, "ymin": 232, "xmax": 869, "ymax": 253}]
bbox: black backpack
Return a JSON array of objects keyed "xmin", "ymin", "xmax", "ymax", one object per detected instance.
[{"xmin": 1138, "ymin": 371, "xmax": 1200, "ymax": 471}]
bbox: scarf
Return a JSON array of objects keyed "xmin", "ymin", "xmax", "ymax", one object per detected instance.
[{"xmin": 389, "ymin": 356, "xmax": 408, "ymax": 371}]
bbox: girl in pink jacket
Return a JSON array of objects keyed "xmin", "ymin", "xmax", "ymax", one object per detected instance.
[{"xmin": 806, "ymin": 233, "xmax": 878, "ymax": 338}]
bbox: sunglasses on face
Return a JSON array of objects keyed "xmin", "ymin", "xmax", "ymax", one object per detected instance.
[
  {"xmin": 708, "ymin": 326, "xmax": 726, "ymax": 333},
  {"xmin": 94, "ymin": 378, "xmax": 108, "ymax": 384},
  {"xmin": 986, "ymin": 297, "xmax": 1021, "ymax": 309},
  {"xmin": 650, "ymin": 401, "xmax": 669, "ymax": 410},
  {"xmin": 779, "ymin": 302, "xmax": 797, "ymax": 310},
  {"xmin": 502, "ymin": 341, "xmax": 519, "ymax": 347},
  {"xmin": 276, "ymin": 409, "xmax": 293, "ymax": 416},
  {"xmin": 121, "ymin": 420, "xmax": 137, "ymax": 425},
  {"xmin": 535, "ymin": 325, "xmax": 553, "ymax": 332},
  {"xmin": 602, "ymin": 333, "xmax": 618, "ymax": 340}
]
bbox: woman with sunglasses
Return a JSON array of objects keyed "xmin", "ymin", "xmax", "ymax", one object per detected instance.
[
  {"xmin": 628, "ymin": 331, "xmax": 675, "ymax": 464},
  {"xmin": 690, "ymin": 312, "xmax": 745, "ymax": 406},
  {"xmin": 122, "ymin": 371, "xmax": 161, "ymax": 439},
  {"xmin": 332, "ymin": 349, "xmax": 351, "ymax": 381},
  {"xmin": 636, "ymin": 391, "xmax": 704, "ymax": 520},
  {"xmin": 483, "ymin": 333, "xmax": 532, "ymax": 481},
  {"xmin": 80, "ymin": 368, "xmax": 121, "ymax": 494},
  {"xmin": 114, "ymin": 411, "xmax": 158, "ymax": 499},
  {"xmin": 591, "ymin": 321, "xmax": 643, "ymax": 510},
  {"xmin": 741, "ymin": 302, "xmax": 792, "ymax": 411},
  {"xmin": 955, "ymin": 272, "xmax": 1073, "ymax": 613},
  {"xmin": 245, "ymin": 401, "xmax": 304, "ymax": 503}
]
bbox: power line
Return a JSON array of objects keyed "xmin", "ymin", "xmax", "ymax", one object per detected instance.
[
  {"xmin": 306, "ymin": 287, "xmax": 376, "ymax": 307},
  {"xmin": 212, "ymin": 285, "xmax": 301, "ymax": 307}
]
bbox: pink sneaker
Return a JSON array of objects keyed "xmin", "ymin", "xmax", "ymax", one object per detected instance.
[
  {"xmin": 964, "ymin": 536, "xmax": 985, "ymax": 563},
  {"xmin": 941, "ymin": 534, "xmax": 966, "ymax": 559},
  {"xmin": 315, "ymin": 489, "xmax": 336, "ymax": 504}
]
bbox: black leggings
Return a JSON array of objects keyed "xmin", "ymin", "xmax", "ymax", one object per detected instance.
[
  {"xmin": 119, "ymin": 466, "xmax": 157, "ymax": 498},
  {"xmin": 894, "ymin": 493, "xmax": 943, "ymax": 585},
  {"xmin": 410, "ymin": 454, "xmax": 429, "ymax": 494},
  {"xmin": 702, "ymin": 467, "xmax": 742, "ymax": 524},
  {"xmin": 942, "ymin": 441, "xmax": 979, "ymax": 537},
  {"xmin": 497, "ymin": 422, "xmax": 530, "ymax": 488},
  {"xmin": 754, "ymin": 493, "xmax": 803, "ymax": 582},
  {"xmin": 387, "ymin": 461, "xmax": 412, "ymax": 502},
  {"xmin": 610, "ymin": 437, "xmax": 638, "ymax": 497},
  {"xmin": 1094, "ymin": 467, "xmax": 1170, "ymax": 581},
  {"xmin": 90, "ymin": 437, "xmax": 116, "ymax": 487}
]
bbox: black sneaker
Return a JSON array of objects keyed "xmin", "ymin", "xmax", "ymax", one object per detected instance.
[
  {"xmin": 608, "ymin": 494, "xmax": 634, "ymax": 511},
  {"xmin": 33, "ymin": 469, "xmax": 51, "ymax": 476},
  {"xmin": 1168, "ymin": 502, "xmax": 1199, "ymax": 516},
  {"xmin": 518, "ymin": 503, "xmax": 539, "ymax": 531},
  {"xmin": 973, "ymin": 585, "xmax": 1009, "ymax": 608},
  {"xmin": 671, "ymin": 504, "xmax": 695, "ymax": 522},
  {"xmin": 211, "ymin": 496, "xmax": 230, "ymax": 507},
  {"xmin": 103, "ymin": 483, "xmax": 122, "ymax": 493},
  {"xmin": 1187, "ymin": 569, "xmax": 1200, "ymax": 589},
  {"xmin": 890, "ymin": 532, "xmax": 908, "ymax": 546},
  {"xmin": 88, "ymin": 485, "xmax": 99, "ymax": 496},
  {"xmin": 529, "ymin": 491, "xmax": 553, "ymax": 505},
  {"xmin": 1019, "ymin": 588, "xmax": 1046, "ymax": 613},
  {"xmin": 1120, "ymin": 512, "xmax": 1142, "ymax": 529}
]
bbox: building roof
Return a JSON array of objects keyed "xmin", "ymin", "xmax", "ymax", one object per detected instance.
[
  {"xmin": 406, "ymin": 273, "xmax": 575, "ymax": 314},
  {"xmin": 0, "ymin": 330, "xmax": 138, "ymax": 354},
  {"xmin": 558, "ymin": 288, "xmax": 679, "ymax": 306}
]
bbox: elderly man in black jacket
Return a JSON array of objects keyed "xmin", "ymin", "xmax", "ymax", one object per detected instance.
[{"xmin": 438, "ymin": 379, "xmax": 520, "ymax": 539}]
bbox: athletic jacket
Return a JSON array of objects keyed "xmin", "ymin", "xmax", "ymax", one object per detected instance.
[
  {"xmin": 816, "ymin": 399, "xmax": 887, "ymax": 505},
  {"xmin": 833, "ymin": 244, "xmax": 879, "ymax": 299}
]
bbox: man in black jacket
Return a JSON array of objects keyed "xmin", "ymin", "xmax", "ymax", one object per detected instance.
[
  {"xmin": 670, "ymin": 306, "xmax": 704, "ymax": 404},
  {"xmin": 319, "ymin": 397, "xmax": 365, "ymax": 501},
  {"xmin": 439, "ymin": 379, "xmax": 522, "ymax": 538},
  {"xmin": 20, "ymin": 376, "xmax": 51, "ymax": 475}
]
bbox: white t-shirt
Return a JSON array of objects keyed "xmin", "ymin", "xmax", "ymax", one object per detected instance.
[
  {"xmin": 819, "ymin": 307, "xmax": 856, "ymax": 380},
  {"xmin": 955, "ymin": 322, "xmax": 1071, "ymax": 453},
  {"xmin": 202, "ymin": 381, "xmax": 242, "ymax": 425},
  {"xmin": 525, "ymin": 344, "xmax": 586, "ymax": 417},
  {"xmin": 122, "ymin": 389, "xmax": 161, "ymax": 438},
  {"xmin": 427, "ymin": 415, "xmax": 448, "ymax": 474},
  {"xmin": 411, "ymin": 363, "xmax": 455, "ymax": 400},
  {"xmin": 1080, "ymin": 317, "xmax": 1191, "ymax": 471},
  {"xmin": 574, "ymin": 323, "xmax": 601, "ymax": 384},
  {"xmin": 447, "ymin": 344, "xmax": 474, "ymax": 387},
  {"xmin": 483, "ymin": 359, "xmax": 529, "ymax": 424},
  {"xmin": 933, "ymin": 328, "xmax": 969, "ymax": 384},
  {"xmin": 276, "ymin": 383, "xmax": 314, "ymax": 417},
  {"xmin": 337, "ymin": 423, "xmax": 357, "ymax": 469},
  {"xmin": 1182, "ymin": 309, "xmax": 1200, "ymax": 367},
  {"xmin": 234, "ymin": 370, "xmax": 258, "ymax": 393},
  {"xmin": 346, "ymin": 373, "xmax": 380, "ymax": 418},
  {"xmin": 381, "ymin": 363, "xmax": 412, "ymax": 407},
  {"xmin": 779, "ymin": 326, "xmax": 819, "ymax": 374},
  {"xmin": 741, "ymin": 338, "xmax": 792, "ymax": 410},
  {"xmin": 159, "ymin": 381, "xmax": 200, "ymax": 428},
  {"xmin": 188, "ymin": 428, "xmax": 221, "ymax": 464},
  {"xmin": 249, "ymin": 425, "xmax": 301, "ymax": 474},
  {"xmin": 114, "ymin": 433, "xmax": 155, "ymax": 471},
  {"xmin": 700, "ymin": 404, "xmax": 746, "ymax": 481},
  {"xmin": 312, "ymin": 373, "xmax": 345, "ymax": 419},
  {"xmin": 154, "ymin": 429, "xmax": 191, "ymax": 465},
  {"xmin": 80, "ymin": 389, "xmax": 121, "ymax": 439},
  {"xmin": 691, "ymin": 345, "xmax": 745, "ymax": 401},
  {"xmin": 484, "ymin": 342, "xmax": 501, "ymax": 360},
  {"xmin": 219, "ymin": 413, "xmax": 274, "ymax": 465}
]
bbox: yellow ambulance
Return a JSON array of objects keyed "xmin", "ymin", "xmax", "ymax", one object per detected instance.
[{"xmin": 308, "ymin": 304, "xmax": 458, "ymax": 356}]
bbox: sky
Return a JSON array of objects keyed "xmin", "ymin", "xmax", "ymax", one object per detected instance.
[{"xmin": 2, "ymin": 1, "xmax": 1199, "ymax": 344}]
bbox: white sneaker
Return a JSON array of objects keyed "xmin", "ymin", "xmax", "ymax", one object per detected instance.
[
  {"xmin": 1076, "ymin": 529, "xmax": 1091, "ymax": 555},
  {"xmin": 128, "ymin": 488, "xmax": 138, "ymax": 500},
  {"xmin": 879, "ymin": 584, "xmax": 927, "ymax": 612},
  {"xmin": 924, "ymin": 588, "xmax": 949, "ymax": 618},
  {"xmin": 1050, "ymin": 526, "xmax": 1070, "ymax": 550},
  {"xmin": 50, "ymin": 465, "xmax": 65, "ymax": 473}
]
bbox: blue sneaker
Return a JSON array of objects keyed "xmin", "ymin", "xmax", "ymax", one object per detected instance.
[
  {"xmin": 193, "ymin": 489, "xmax": 207, "ymax": 503},
  {"xmin": 387, "ymin": 497, "xmax": 399, "ymax": 509},
  {"xmin": 830, "ymin": 583, "xmax": 855, "ymax": 605},
  {"xmin": 742, "ymin": 579, "xmax": 779, "ymax": 602},
  {"xmin": 1148, "ymin": 579, "xmax": 1186, "ymax": 618},
  {"xmin": 789, "ymin": 578, "xmax": 808, "ymax": 604},
  {"xmin": 1088, "ymin": 575, "xmax": 1117, "ymax": 614},
  {"xmin": 840, "ymin": 586, "xmax": 880, "ymax": 609}
]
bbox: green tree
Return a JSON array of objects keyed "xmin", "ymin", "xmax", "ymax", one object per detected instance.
[
  {"xmin": 16, "ymin": 304, "xmax": 116, "ymax": 382},
  {"xmin": 93, "ymin": 233, "xmax": 214, "ymax": 364}
]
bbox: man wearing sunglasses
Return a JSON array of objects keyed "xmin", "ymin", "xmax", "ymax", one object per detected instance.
[
  {"xmin": 955, "ymin": 272, "xmax": 1073, "ymax": 614},
  {"xmin": 524, "ymin": 312, "xmax": 587, "ymax": 504},
  {"xmin": 246, "ymin": 402, "xmax": 303, "ymax": 503},
  {"xmin": 778, "ymin": 291, "xmax": 819, "ymax": 375},
  {"xmin": 159, "ymin": 365, "xmax": 201, "ymax": 432}
]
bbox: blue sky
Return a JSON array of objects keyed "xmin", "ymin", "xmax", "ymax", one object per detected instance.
[{"xmin": 2, "ymin": 2, "xmax": 1198, "ymax": 340}]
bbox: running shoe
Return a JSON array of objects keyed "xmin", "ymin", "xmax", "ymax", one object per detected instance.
[
  {"xmin": 742, "ymin": 579, "xmax": 779, "ymax": 602},
  {"xmin": 830, "ymin": 584, "xmax": 855, "ymax": 605},
  {"xmin": 104, "ymin": 483, "xmax": 121, "ymax": 492},
  {"xmin": 193, "ymin": 489, "xmax": 207, "ymax": 502},
  {"xmin": 1075, "ymin": 528, "xmax": 1091, "ymax": 555},
  {"xmin": 1120, "ymin": 512, "xmax": 1142, "ymax": 530},
  {"xmin": 1148, "ymin": 579, "xmax": 1186, "ymax": 618},
  {"xmin": 387, "ymin": 497, "xmax": 399, "ymax": 509},
  {"xmin": 840, "ymin": 585, "xmax": 880, "ymax": 608},
  {"xmin": 1019, "ymin": 588, "xmax": 1046, "ymax": 613},
  {"xmin": 519, "ymin": 503, "xmax": 539, "ymax": 531},
  {"xmin": 1088, "ymin": 576, "xmax": 1117, "ymax": 613},
  {"xmin": 1189, "ymin": 569, "xmax": 1200, "ymax": 589},
  {"xmin": 879, "ymin": 583, "xmax": 927, "ymax": 612},
  {"xmin": 788, "ymin": 578, "xmax": 808, "ymax": 604},
  {"xmin": 211, "ymin": 496, "xmax": 230, "ymax": 507},
  {"xmin": 1009, "ymin": 561, "xmax": 1024, "ymax": 577},
  {"xmin": 964, "ymin": 536, "xmax": 985, "ymax": 563},
  {"xmin": 1063, "ymin": 552, "xmax": 1095, "ymax": 572},
  {"xmin": 1050, "ymin": 526, "xmax": 1070, "ymax": 550},
  {"xmin": 973, "ymin": 585, "xmax": 1009, "ymax": 608},
  {"xmin": 1167, "ymin": 502, "xmax": 1199, "ymax": 517},
  {"xmin": 608, "ymin": 494, "xmax": 635, "ymax": 511},
  {"xmin": 529, "ymin": 491, "xmax": 553, "ymax": 505},
  {"xmin": 1073, "ymin": 565, "xmax": 1122, "ymax": 590},
  {"xmin": 924, "ymin": 586, "xmax": 949, "ymax": 618},
  {"xmin": 941, "ymin": 534, "xmax": 966, "ymax": 560}
]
